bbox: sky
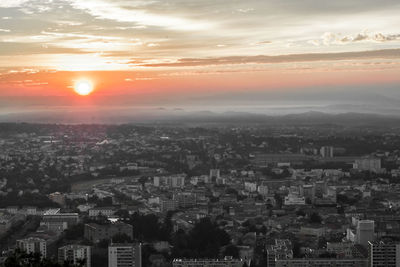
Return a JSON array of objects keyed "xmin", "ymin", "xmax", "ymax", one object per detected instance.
[{"xmin": 1, "ymin": 0, "xmax": 400, "ymax": 116}]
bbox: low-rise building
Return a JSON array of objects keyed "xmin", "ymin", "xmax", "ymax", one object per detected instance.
[
  {"xmin": 16, "ymin": 237, "xmax": 47, "ymax": 258},
  {"xmin": 172, "ymin": 257, "xmax": 244, "ymax": 267},
  {"xmin": 275, "ymin": 258, "xmax": 367, "ymax": 267},
  {"xmin": 88, "ymin": 207, "xmax": 116, "ymax": 217},
  {"xmin": 41, "ymin": 213, "xmax": 79, "ymax": 232},
  {"xmin": 58, "ymin": 245, "xmax": 91, "ymax": 267},
  {"xmin": 84, "ymin": 222, "xmax": 133, "ymax": 243}
]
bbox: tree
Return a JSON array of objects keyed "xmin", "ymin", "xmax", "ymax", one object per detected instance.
[
  {"xmin": 4, "ymin": 249, "xmax": 85, "ymax": 267},
  {"xmin": 223, "ymin": 244, "xmax": 239, "ymax": 258},
  {"xmin": 171, "ymin": 218, "xmax": 231, "ymax": 259},
  {"xmin": 64, "ymin": 223, "xmax": 84, "ymax": 240},
  {"xmin": 97, "ymin": 239, "xmax": 110, "ymax": 248},
  {"xmin": 112, "ymin": 233, "xmax": 132, "ymax": 243},
  {"xmin": 115, "ymin": 209, "xmax": 130, "ymax": 220},
  {"xmin": 129, "ymin": 213, "xmax": 168, "ymax": 241},
  {"xmin": 138, "ymin": 176, "xmax": 148, "ymax": 188},
  {"xmin": 337, "ymin": 205, "xmax": 345, "ymax": 214},
  {"xmin": 296, "ymin": 210, "xmax": 306, "ymax": 217},
  {"xmin": 309, "ymin": 212, "xmax": 322, "ymax": 224}
]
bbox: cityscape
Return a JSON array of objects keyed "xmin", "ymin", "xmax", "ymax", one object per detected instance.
[
  {"xmin": 1, "ymin": 122, "xmax": 400, "ymax": 266},
  {"xmin": 1, "ymin": 0, "xmax": 400, "ymax": 266}
]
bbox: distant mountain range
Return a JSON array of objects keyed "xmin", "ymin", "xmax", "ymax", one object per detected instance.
[{"xmin": 1, "ymin": 108, "xmax": 400, "ymax": 126}]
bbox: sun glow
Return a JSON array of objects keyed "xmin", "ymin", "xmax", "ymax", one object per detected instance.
[{"xmin": 74, "ymin": 79, "xmax": 94, "ymax": 95}]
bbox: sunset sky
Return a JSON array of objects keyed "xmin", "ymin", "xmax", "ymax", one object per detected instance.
[{"xmin": 1, "ymin": 0, "xmax": 400, "ymax": 116}]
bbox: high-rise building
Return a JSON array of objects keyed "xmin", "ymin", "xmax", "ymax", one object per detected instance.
[
  {"xmin": 354, "ymin": 158, "xmax": 382, "ymax": 173},
  {"xmin": 320, "ymin": 146, "xmax": 334, "ymax": 158},
  {"xmin": 16, "ymin": 237, "xmax": 47, "ymax": 258},
  {"xmin": 301, "ymin": 184, "xmax": 315, "ymax": 201},
  {"xmin": 209, "ymin": 169, "xmax": 220, "ymax": 182},
  {"xmin": 357, "ymin": 220, "xmax": 375, "ymax": 247},
  {"xmin": 58, "ymin": 245, "xmax": 91, "ymax": 267},
  {"xmin": 314, "ymin": 180, "xmax": 327, "ymax": 198},
  {"xmin": 108, "ymin": 243, "xmax": 141, "ymax": 267},
  {"xmin": 368, "ymin": 240, "xmax": 400, "ymax": 267}
]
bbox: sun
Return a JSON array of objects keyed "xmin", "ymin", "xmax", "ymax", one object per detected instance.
[{"xmin": 74, "ymin": 79, "xmax": 94, "ymax": 96}]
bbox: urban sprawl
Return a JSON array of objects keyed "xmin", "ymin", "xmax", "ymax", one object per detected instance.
[{"xmin": 1, "ymin": 123, "xmax": 400, "ymax": 266}]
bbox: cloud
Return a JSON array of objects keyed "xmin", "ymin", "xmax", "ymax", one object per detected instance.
[
  {"xmin": 373, "ymin": 33, "xmax": 400, "ymax": 42},
  {"xmin": 0, "ymin": 0, "xmax": 29, "ymax": 8},
  {"xmin": 256, "ymin": 41, "xmax": 272, "ymax": 45},
  {"xmin": 353, "ymin": 33, "xmax": 368, "ymax": 42},
  {"xmin": 66, "ymin": 0, "xmax": 211, "ymax": 31},
  {"xmin": 322, "ymin": 32, "xmax": 337, "ymax": 46},
  {"xmin": 0, "ymin": 42, "xmax": 90, "ymax": 56},
  {"xmin": 147, "ymin": 43, "xmax": 159, "ymax": 47},
  {"xmin": 307, "ymin": 40, "xmax": 320, "ymax": 46},
  {"xmin": 237, "ymin": 8, "xmax": 254, "ymax": 13},
  {"xmin": 317, "ymin": 32, "xmax": 400, "ymax": 46},
  {"xmin": 132, "ymin": 49, "xmax": 400, "ymax": 67}
]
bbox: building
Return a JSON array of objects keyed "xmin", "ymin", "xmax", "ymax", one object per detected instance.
[
  {"xmin": 320, "ymin": 146, "xmax": 334, "ymax": 158},
  {"xmin": 0, "ymin": 214, "xmax": 19, "ymax": 234},
  {"xmin": 314, "ymin": 180, "xmax": 327, "ymax": 197},
  {"xmin": 58, "ymin": 245, "xmax": 91, "ymax": 267},
  {"xmin": 257, "ymin": 185, "xmax": 269, "ymax": 197},
  {"xmin": 251, "ymin": 153, "xmax": 310, "ymax": 167},
  {"xmin": 23, "ymin": 206, "xmax": 37, "ymax": 216},
  {"xmin": 88, "ymin": 207, "xmax": 116, "ymax": 217},
  {"xmin": 267, "ymin": 239, "xmax": 293, "ymax": 267},
  {"xmin": 153, "ymin": 175, "xmax": 185, "ymax": 188},
  {"xmin": 368, "ymin": 240, "xmax": 400, "ymax": 267},
  {"xmin": 354, "ymin": 158, "xmax": 382, "ymax": 173},
  {"xmin": 209, "ymin": 169, "xmax": 220, "ymax": 182},
  {"xmin": 300, "ymin": 226, "xmax": 326, "ymax": 237},
  {"xmin": 323, "ymin": 186, "xmax": 337, "ymax": 203},
  {"xmin": 48, "ymin": 192, "xmax": 66, "ymax": 206},
  {"xmin": 173, "ymin": 192, "xmax": 196, "ymax": 208},
  {"xmin": 300, "ymin": 184, "xmax": 315, "ymax": 202},
  {"xmin": 84, "ymin": 222, "xmax": 133, "ymax": 243},
  {"xmin": 160, "ymin": 199, "xmax": 179, "ymax": 213},
  {"xmin": 41, "ymin": 212, "xmax": 79, "ymax": 232},
  {"xmin": 275, "ymin": 258, "xmax": 367, "ymax": 267},
  {"xmin": 268, "ymin": 239, "xmax": 367, "ymax": 267},
  {"xmin": 284, "ymin": 194, "xmax": 306, "ymax": 206},
  {"xmin": 153, "ymin": 176, "xmax": 160, "ymax": 187},
  {"xmin": 244, "ymin": 182, "xmax": 257, "ymax": 192},
  {"xmin": 108, "ymin": 243, "xmax": 141, "ymax": 267},
  {"xmin": 6, "ymin": 206, "xmax": 19, "ymax": 215},
  {"xmin": 326, "ymin": 242, "xmax": 354, "ymax": 258},
  {"xmin": 356, "ymin": 220, "xmax": 375, "ymax": 247},
  {"xmin": 172, "ymin": 257, "xmax": 244, "ymax": 267},
  {"xmin": 16, "ymin": 237, "xmax": 47, "ymax": 258}
]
